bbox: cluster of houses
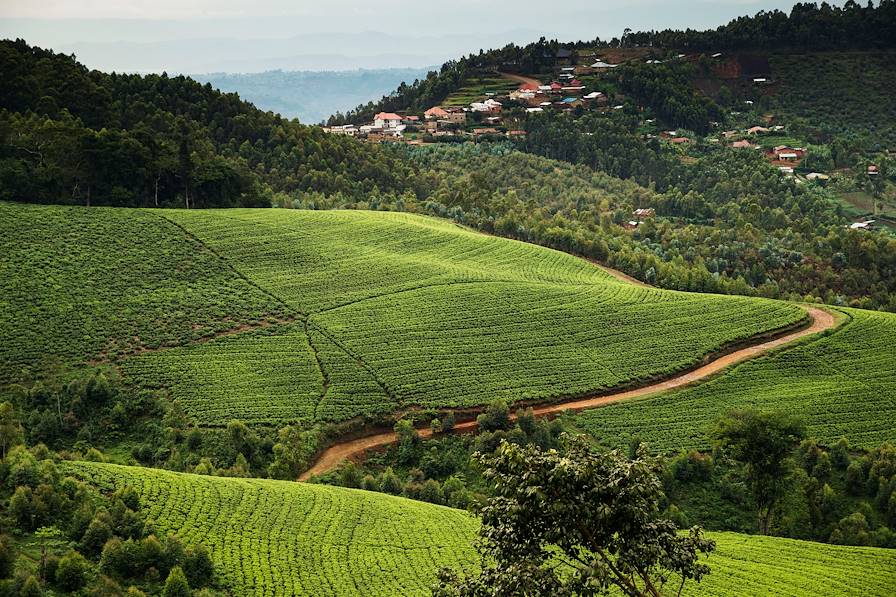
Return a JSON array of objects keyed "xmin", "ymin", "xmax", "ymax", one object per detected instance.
[
  {"xmin": 322, "ymin": 73, "xmax": 613, "ymax": 141},
  {"xmin": 508, "ymin": 80, "xmax": 607, "ymax": 115}
]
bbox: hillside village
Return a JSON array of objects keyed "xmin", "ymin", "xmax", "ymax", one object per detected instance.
[{"xmin": 323, "ymin": 46, "xmax": 892, "ymax": 233}]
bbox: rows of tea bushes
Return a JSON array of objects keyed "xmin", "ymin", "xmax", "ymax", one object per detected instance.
[
  {"xmin": 161, "ymin": 208, "xmax": 614, "ymax": 313},
  {"xmin": 0, "ymin": 202, "xmax": 291, "ymax": 384},
  {"xmin": 64, "ymin": 462, "xmax": 479, "ymax": 596},
  {"xmin": 5, "ymin": 203, "xmax": 810, "ymax": 426},
  {"xmin": 62, "ymin": 462, "xmax": 896, "ymax": 596},
  {"xmin": 572, "ymin": 308, "xmax": 896, "ymax": 451},
  {"xmin": 690, "ymin": 532, "xmax": 896, "ymax": 596},
  {"xmin": 121, "ymin": 323, "xmax": 324, "ymax": 425},
  {"xmin": 313, "ymin": 280, "xmax": 804, "ymax": 412}
]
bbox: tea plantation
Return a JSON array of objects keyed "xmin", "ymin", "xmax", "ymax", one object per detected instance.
[
  {"xmin": 64, "ymin": 462, "xmax": 896, "ymax": 597},
  {"xmin": 571, "ymin": 308, "xmax": 896, "ymax": 451},
  {"xmin": 0, "ymin": 202, "xmax": 291, "ymax": 383},
  {"xmin": 3, "ymin": 202, "xmax": 807, "ymax": 425}
]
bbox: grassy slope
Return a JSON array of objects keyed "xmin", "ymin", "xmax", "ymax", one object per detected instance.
[
  {"xmin": 64, "ymin": 462, "xmax": 896, "ymax": 597},
  {"xmin": 135, "ymin": 208, "xmax": 802, "ymax": 424},
  {"xmin": 0, "ymin": 202, "xmax": 291, "ymax": 383},
  {"xmin": 3, "ymin": 202, "xmax": 805, "ymax": 425},
  {"xmin": 571, "ymin": 308, "xmax": 896, "ymax": 451},
  {"xmin": 64, "ymin": 462, "xmax": 478, "ymax": 597}
]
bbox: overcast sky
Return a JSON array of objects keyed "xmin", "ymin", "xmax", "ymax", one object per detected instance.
[{"xmin": 1, "ymin": 1, "xmax": 836, "ymax": 73}]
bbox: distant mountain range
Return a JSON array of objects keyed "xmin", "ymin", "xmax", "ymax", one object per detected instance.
[
  {"xmin": 23, "ymin": 29, "xmax": 540, "ymax": 74},
  {"xmin": 195, "ymin": 68, "xmax": 433, "ymax": 123}
]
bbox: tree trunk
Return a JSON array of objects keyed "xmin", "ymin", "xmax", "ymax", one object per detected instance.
[
  {"xmin": 154, "ymin": 174, "xmax": 160, "ymax": 207},
  {"xmin": 86, "ymin": 185, "xmax": 91, "ymax": 207}
]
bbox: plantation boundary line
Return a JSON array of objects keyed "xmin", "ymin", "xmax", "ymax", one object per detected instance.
[
  {"xmin": 150, "ymin": 210, "xmax": 304, "ymax": 317},
  {"xmin": 299, "ymin": 305, "xmax": 837, "ymax": 480},
  {"xmin": 305, "ymin": 320, "xmax": 331, "ymax": 420},
  {"xmin": 306, "ymin": 320, "xmax": 400, "ymax": 407},
  {"xmin": 88, "ymin": 316, "xmax": 302, "ymax": 367}
]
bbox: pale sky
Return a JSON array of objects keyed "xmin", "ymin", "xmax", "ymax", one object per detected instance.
[{"xmin": 0, "ymin": 0, "xmax": 841, "ymax": 73}]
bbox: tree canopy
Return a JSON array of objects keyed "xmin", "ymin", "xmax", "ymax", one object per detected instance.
[{"xmin": 435, "ymin": 437, "xmax": 715, "ymax": 596}]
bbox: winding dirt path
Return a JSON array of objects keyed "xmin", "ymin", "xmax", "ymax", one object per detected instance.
[
  {"xmin": 499, "ymin": 72, "xmax": 543, "ymax": 87},
  {"xmin": 299, "ymin": 305, "xmax": 836, "ymax": 480}
]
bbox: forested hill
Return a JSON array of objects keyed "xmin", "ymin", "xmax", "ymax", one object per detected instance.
[
  {"xmin": 330, "ymin": 1, "xmax": 896, "ymax": 125},
  {"xmin": 0, "ymin": 39, "xmax": 414, "ymax": 208}
]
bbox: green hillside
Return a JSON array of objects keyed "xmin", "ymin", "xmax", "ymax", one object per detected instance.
[
  {"xmin": 0, "ymin": 202, "xmax": 291, "ymax": 383},
  {"xmin": 571, "ymin": 307, "xmax": 896, "ymax": 451},
  {"xmin": 0, "ymin": 203, "xmax": 803, "ymax": 425},
  {"xmin": 63, "ymin": 462, "xmax": 896, "ymax": 597},
  {"xmin": 64, "ymin": 462, "xmax": 478, "ymax": 596}
]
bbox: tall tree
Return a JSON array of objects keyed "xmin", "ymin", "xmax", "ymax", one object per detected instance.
[
  {"xmin": 435, "ymin": 437, "xmax": 715, "ymax": 596},
  {"xmin": 714, "ymin": 410, "xmax": 806, "ymax": 534}
]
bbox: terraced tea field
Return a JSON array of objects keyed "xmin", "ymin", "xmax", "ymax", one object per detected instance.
[
  {"xmin": 3, "ymin": 202, "xmax": 807, "ymax": 425},
  {"xmin": 690, "ymin": 533, "xmax": 896, "ymax": 596},
  {"xmin": 572, "ymin": 308, "xmax": 896, "ymax": 451},
  {"xmin": 64, "ymin": 462, "xmax": 896, "ymax": 596},
  {"xmin": 143, "ymin": 208, "xmax": 804, "ymax": 424},
  {"xmin": 0, "ymin": 202, "xmax": 290, "ymax": 383},
  {"xmin": 64, "ymin": 462, "xmax": 478, "ymax": 596}
]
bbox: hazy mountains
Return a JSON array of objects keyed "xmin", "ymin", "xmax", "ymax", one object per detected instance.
[{"xmin": 196, "ymin": 68, "xmax": 432, "ymax": 123}]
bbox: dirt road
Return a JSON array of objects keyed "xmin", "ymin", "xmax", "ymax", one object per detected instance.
[
  {"xmin": 299, "ymin": 305, "xmax": 836, "ymax": 480},
  {"xmin": 498, "ymin": 72, "xmax": 543, "ymax": 87}
]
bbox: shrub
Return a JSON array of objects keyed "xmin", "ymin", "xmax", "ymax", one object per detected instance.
[
  {"xmin": 55, "ymin": 551, "xmax": 91, "ymax": 591},
  {"xmin": 0, "ymin": 535, "xmax": 13, "ymax": 579},
  {"xmin": 162, "ymin": 565, "xmax": 191, "ymax": 597},
  {"xmin": 378, "ymin": 467, "xmax": 402, "ymax": 495},
  {"xmin": 476, "ymin": 399, "xmax": 510, "ymax": 432},
  {"xmin": 183, "ymin": 545, "xmax": 214, "ymax": 588}
]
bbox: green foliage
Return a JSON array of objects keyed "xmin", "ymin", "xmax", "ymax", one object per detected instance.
[
  {"xmin": 771, "ymin": 51, "xmax": 896, "ymax": 147},
  {"xmin": 60, "ymin": 459, "xmax": 896, "ymax": 596},
  {"xmin": 436, "ymin": 437, "xmax": 716, "ymax": 596},
  {"xmin": 0, "ymin": 40, "xmax": 415, "ymax": 207},
  {"xmin": 0, "ymin": 535, "xmax": 13, "ymax": 579},
  {"xmin": 474, "ymin": 399, "xmax": 510, "ymax": 433},
  {"xmin": 55, "ymin": 550, "xmax": 91, "ymax": 591},
  {"xmin": 612, "ymin": 61, "xmax": 722, "ymax": 133},
  {"xmin": 0, "ymin": 401, "xmax": 23, "ymax": 459},
  {"xmin": 0, "ymin": 202, "xmax": 291, "ymax": 384},
  {"xmin": 162, "ymin": 566, "xmax": 191, "ymax": 597},
  {"xmin": 36, "ymin": 205, "xmax": 796, "ymax": 427},
  {"xmin": 714, "ymin": 410, "xmax": 807, "ymax": 532},
  {"xmin": 573, "ymin": 308, "xmax": 896, "ymax": 451}
]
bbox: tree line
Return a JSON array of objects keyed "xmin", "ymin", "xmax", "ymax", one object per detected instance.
[{"xmin": 0, "ymin": 39, "xmax": 415, "ymax": 208}]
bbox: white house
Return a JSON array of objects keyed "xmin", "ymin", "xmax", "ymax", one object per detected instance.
[{"xmin": 374, "ymin": 112, "xmax": 403, "ymax": 129}]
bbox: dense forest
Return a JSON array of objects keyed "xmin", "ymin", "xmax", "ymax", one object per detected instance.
[
  {"xmin": 0, "ymin": 40, "xmax": 414, "ymax": 207},
  {"xmin": 622, "ymin": 1, "xmax": 896, "ymax": 50}
]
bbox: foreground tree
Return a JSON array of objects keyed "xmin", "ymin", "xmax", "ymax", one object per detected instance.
[
  {"xmin": 714, "ymin": 410, "xmax": 806, "ymax": 535},
  {"xmin": 434, "ymin": 437, "xmax": 715, "ymax": 596}
]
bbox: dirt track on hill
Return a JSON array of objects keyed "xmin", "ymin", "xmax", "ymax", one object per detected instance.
[
  {"xmin": 499, "ymin": 72, "xmax": 543, "ymax": 87},
  {"xmin": 298, "ymin": 300, "xmax": 836, "ymax": 481}
]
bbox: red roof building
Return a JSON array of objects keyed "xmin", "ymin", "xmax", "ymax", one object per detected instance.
[{"xmin": 424, "ymin": 107, "xmax": 449, "ymax": 119}]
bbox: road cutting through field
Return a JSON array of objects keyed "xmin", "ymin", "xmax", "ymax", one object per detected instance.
[{"xmin": 299, "ymin": 304, "xmax": 836, "ymax": 480}]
